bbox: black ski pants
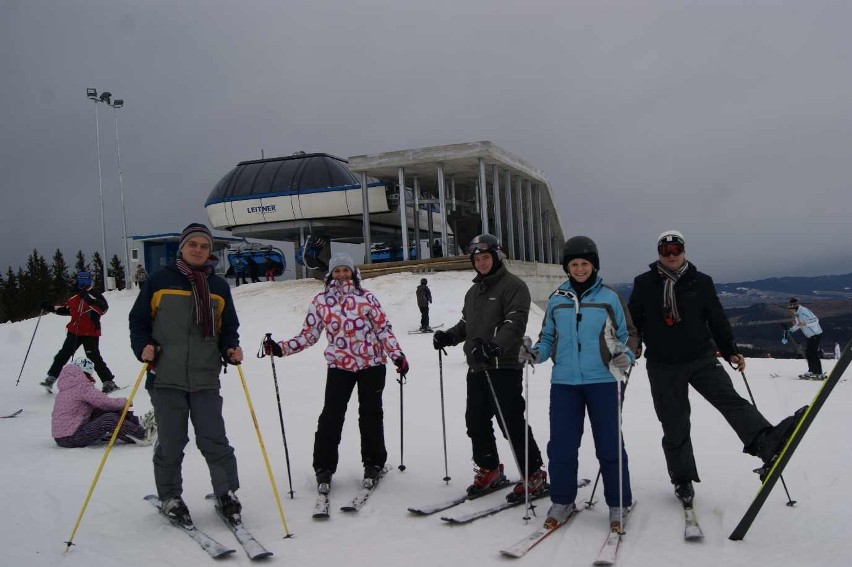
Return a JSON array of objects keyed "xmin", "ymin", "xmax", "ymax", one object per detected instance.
[
  {"xmin": 466, "ymin": 367, "xmax": 543, "ymax": 478},
  {"xmin": 419, "ymin": 305, "xmax": 430, "ymax": 329},
  {"xmin": 806, "ymin": 334, "xmax": 823, "ymax": 374},
  {"xmin": 47, "ymin": 333, "xmax": 114, "ymax": 384},
  {"xmin": 647, "ymin": 356, "xmax": 771, "ymax": 484},
  {"xmin": 313, "ymin": 365, "xmax": 387, "ymax": 474}
]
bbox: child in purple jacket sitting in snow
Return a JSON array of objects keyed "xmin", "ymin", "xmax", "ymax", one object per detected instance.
[{"xmin": 51, "ymin": 358, "xmax": 155, "ymax": 448}]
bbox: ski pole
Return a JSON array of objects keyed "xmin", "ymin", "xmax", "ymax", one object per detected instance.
[
  {"xmin": 438, "ymin": 348, "xmax": 451, "ymax": 483},
  {"xmin": 586, "ymin": 364, "xmax": 634, "ymax": 509},
  {"xmin": 739, "ymin": 369, "xmax": 796, "ymax": 507},
  {"xmin": 780, "ymin": 323, "xmax": 805, "ymax": 359},
  {"xmin": 483, "ymin": 368, "xmax": 524, "ymax": 494},
  {"xmin": 521, "ymin": 337, "xmax": 533, "ymax": 521},
  {"xmin": 258, "ymin": 334, "xmax": 295, "ymax": 499},
  {"xmin": 16, "ymin": 309, "xmax": 44, "ymax": 386},
  {"xmin": 398, "ymin": 373, "xmax": 407, "ymax": 471},
  {"xmin": 65, "ymin": 363, "xmax": 148, "ymax": 552},
  {"xmin": 236, "ymin": 364, "xmax": 292, "ymax": 537}
]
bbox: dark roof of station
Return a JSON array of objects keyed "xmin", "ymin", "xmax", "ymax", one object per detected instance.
[{"xmin": 206, "ymin": 152, "xmax": 378, "ymax": 205}]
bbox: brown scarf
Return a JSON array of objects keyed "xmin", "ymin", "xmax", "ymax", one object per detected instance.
[
  {"xmin": 656, "ymin": 260, "xmax": 690, "ymax": 326},
  {"xmin": 176, "ymin": 259, "xmax": 215, "ymax": 339}
]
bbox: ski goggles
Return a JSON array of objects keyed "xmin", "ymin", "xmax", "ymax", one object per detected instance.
[
  {"xmin": 466, "ymin": 242, "xmax": 503, "ymax": 255},
  {"xmin": 657, "ymin": 243, "xmax": 685, "ymax": 257}
]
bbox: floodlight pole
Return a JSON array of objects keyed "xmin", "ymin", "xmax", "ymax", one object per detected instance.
[
  {"xmin": 89, "ymin": 93, "xmax": 109, "ymax": 292},
  {"xmin": 112, "ymin": 102, "xmax": 130, "ymax": 284}
]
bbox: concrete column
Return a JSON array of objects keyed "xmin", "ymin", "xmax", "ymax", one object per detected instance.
[
  {"xmin": 492, "ymin": 164, "xmax": 502, "ymax": 244},
  {"xmin": 478, "ymin": 158, "xmax": 488, "ymax": 234},
  {"xmin": 504, "ymin": 169, "xmax": 515, "ymax": 259},
  {"xmin": 535, "ymin": 185, "xmax": 545, "ymax": 261},
  {"xmin": 516, "ymin": 177, "xmax": 526, "ymax": 261},
  {"xmin": 398, "ymin": 167, "xmax": 410, "ymax": 260},
  {"xmin": 525, "ymin": 180, "xmax": 535, "ymax": 261},
  {"xmin": 360, "ymin": 172, "xmax": 372, "ymax": 265},
  {"xmin": 413, "ymin": 176, "xmax": 422, "ymax": 260},
  {"xmin": 437, "ymin": 163, "xmax": 449, "ymax": 258}
]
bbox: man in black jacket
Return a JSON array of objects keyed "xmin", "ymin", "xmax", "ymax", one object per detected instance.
[
  {"xmin": 628, "ymin": 230, "xmax": 804, "ymax": 505},
  {"xmin": 432, "ymin": 234, "xmax": 545, "ymax": 502}
]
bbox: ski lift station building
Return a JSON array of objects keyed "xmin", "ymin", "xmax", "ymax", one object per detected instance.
[{"xmin": 202, "ymin": 141, "xmax": 567, "ymax": 298}]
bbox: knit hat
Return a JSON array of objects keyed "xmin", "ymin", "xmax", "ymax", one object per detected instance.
[
  {"xmin": 328, "ymin": 253, "xmax": 356, "ymax": 273},
  {"xmin": 420, "ymin": 278, "xmax": 427, "ymax": 285},
  {"xmin": 657, "ymin": 229, "xmax": 686, "ymax": 248},
  {"xmin": 179, "ymin": 223, "xmax": 213, "ymax": 251}
]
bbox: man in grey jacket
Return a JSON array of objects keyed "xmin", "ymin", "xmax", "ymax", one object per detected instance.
[
  {"xmin": 129, "ymin": 223, "xmax": 244, "ymax": 524},
  {"xmin": 432, "ymin": 234, "xmax": 546, "ymax": 502}
]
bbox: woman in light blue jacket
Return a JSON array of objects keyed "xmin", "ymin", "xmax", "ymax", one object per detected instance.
[{"xmin": 526, "ymin": 236, "xmax": 639, "ymax": 529}]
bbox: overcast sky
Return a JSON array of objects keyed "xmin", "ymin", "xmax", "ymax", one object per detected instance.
[{"xmin": 2, "ymin": 0, "xmax": 851, "ymax": 284}]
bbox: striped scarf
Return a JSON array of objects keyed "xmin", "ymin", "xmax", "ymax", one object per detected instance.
[
  {"xmin": 176, "ymin": 259, "xmax": 215, "ymax": 340},
  {"xmin": 656, "ymin": 260, "xmax": 690, "ymax": 326}
]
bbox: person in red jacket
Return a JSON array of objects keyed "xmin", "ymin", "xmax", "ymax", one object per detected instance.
[{"xmin": 40, "ymin": 271, "xmax": 119, "ymax": 394}]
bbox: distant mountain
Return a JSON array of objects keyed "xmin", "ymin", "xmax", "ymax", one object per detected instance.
[
  {"xmin": 612, "ymin": 272, "xmax": 852, "ymax": 309},
  {"xmin": 609, "ymin": 272, "xmax": 852, "ymax": 359}
]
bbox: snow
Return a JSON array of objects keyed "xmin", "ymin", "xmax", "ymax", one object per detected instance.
[{"xmin": 1, "ymin": 270, "xmax": 849, "ymax": 567}]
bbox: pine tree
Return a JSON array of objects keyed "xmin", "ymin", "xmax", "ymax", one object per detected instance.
[
  {"xmin": 91, "ymin": 251, "xmax": 105, "ymax": 292},
  {"xmin": 23, "ymin": 250, "xmax": 52, "ymax": 319},
  {"xmin": 0, "ymin": 272, "xmax": 8, "ymax": 323},
  {"xmin": 2, "ymin": 269, "xmax": 17, "ymax": 322},
  {"xmin": 109, "ymin": 254, "xmax": 126, "ymax": 290},
  {"xmin": 75, "ymin": 250, "xmax": 88, "ymax": 274},
  {"xmin": 51, "ymin": 249, "xmax": 72, "ymax": 301}
]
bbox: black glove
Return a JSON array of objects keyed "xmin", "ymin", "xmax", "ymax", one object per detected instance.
[
  {"xmin": 432, "ymin": 330, "xmax": 453, "ymax": 350},
  {"xmin": 470, "ymin": 339, "xmax": 502, "ymax": 364},
  {"xmin": 263, "ymin": 337, "xmax": 283, "ymax": 357},
  {"xmin": 393, "ymin": 356, "xmax": 409, "ymax": 377},
  {"xmin": 40, "ymin": 301, "xmax": 54, "ymax": 313}
]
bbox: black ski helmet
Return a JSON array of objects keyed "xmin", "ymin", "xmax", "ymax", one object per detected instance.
[
  {"xmin": 420, "ymin": 278, "xmax": 427, "ymax": 285},
  {"xmin": 561, "ymin": 236, "xmax": 600, "ymax": 273},
  {"xmin": 466, "ymin": 233, "xmax": 504, "ymax": 272}
]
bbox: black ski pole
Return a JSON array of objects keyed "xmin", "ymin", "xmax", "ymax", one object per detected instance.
[
  {"xmin": 586, "ymin": 364, "xmax": 634, "ymax": 509},
  {"xmin": 780, "ymin": 323, "xmax": 805, "ymax": 359},
  {"xmin": 16, "ymin": 309, "xmax": 44, "ymax": 386},
  {"xmin": 438, "ymin": 348, "xmax": 451, "ymax": 483},
  {"xmin": 258, "ymin": 334, "xmax": 295, "ymax": 498},
  {"xmin": 398, "ymin": 373, "xmax": 407, "ymax": 471},
  {"xmin": 739, "ymin": 369, "xmax": 796, "ymax": 506}
]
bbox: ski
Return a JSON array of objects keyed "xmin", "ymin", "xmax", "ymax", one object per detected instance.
[
  {"xmin": 144, "ymin": 495, "xmax": 235, "ymax": 559},
  {"xmin": 340, "ymin": 466, "xmax": 391, "ymax": 512},
  {"xmin": 683, "ymin": 504, "xmax": 704, "ymax": 541},
  {"xmin": 729, "ymin": 339, "xmax": 852, "ymax": 541},
  {"xmin": 442, "ymin": 479, "xmax": 590, "ymax": 525},
  {"xmin": 205, "ymin": 494, "xmax": 273, "ymax": 560},
  {"xmin": 407, "ymin": 323, "xmax": 444, "ymax": 335},
  {"xmin": 407, "ymin": 477, "xmax": 514, "ymax": 515},
  {"xmin": 1, "ymin": 409, "xmax": 23, "ymax": 418},
  {"xmin": 499, "ymin": 507, "xmax": 581, "ymax": 558},
  {"xmin": 592, "ymin": 502, "xmax": 637, "ymax": 566},
  {"xmin": 313, "ymin": 493, "xmax": 330, "ymax": 519}
]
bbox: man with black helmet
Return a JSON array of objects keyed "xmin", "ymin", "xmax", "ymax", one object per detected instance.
[
  {"xmin": 416, "ymin": 277, "xmax": 433, "ymax": 332},
  {"xmin": 628, "ymin": 229, "xmax": 806, "ymax": 508},
  {"xmin": 432, "ymin": 234, "xmax": 546, "ymax": 502}
]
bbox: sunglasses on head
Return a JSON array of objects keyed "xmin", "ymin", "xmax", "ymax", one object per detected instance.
[
  {"xmin": 658, "ymin": 243, "xmax": 684, "ymax": 257},
  {"xmin": 466, "ymin": 242, "xmax": 502, "ymax": 255}
]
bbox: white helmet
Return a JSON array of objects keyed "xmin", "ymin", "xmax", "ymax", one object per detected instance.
[{"xmin": 72, "ymin": 357, "xmax": 95, "ymax": 376}]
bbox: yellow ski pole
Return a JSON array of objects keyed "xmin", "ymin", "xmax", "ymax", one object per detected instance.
[
  {"xmin": 64, "ymin": 363, "xmax": 148, "ymax": 552},
  {"xmin": 237, "ymin": 364, "xmax": 292, "ymax": 538}
]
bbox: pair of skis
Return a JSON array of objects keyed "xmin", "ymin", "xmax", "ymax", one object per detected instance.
[
  {"xmin": 144, "ymin": 495, "xmax": 272, "ymax": 560},
  {"xmin": 314, "ymin": 466, "xmax": 390, "ymax": 519},
  {"xmin": 408, "ymin": 479, "xmax": 590, "ymax": 525}
]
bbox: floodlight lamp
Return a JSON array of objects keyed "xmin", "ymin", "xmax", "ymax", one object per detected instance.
[
  {"xmin": 99, "ymin": 91, "xmax": 112, "ymax": 104},
  {"xmin": 86, "ymin": 88, "xmax": 98, "ymax": 99},
  {"xmin": 113, "ymin": 99, "xmax": 124, "ymax": 108}
]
